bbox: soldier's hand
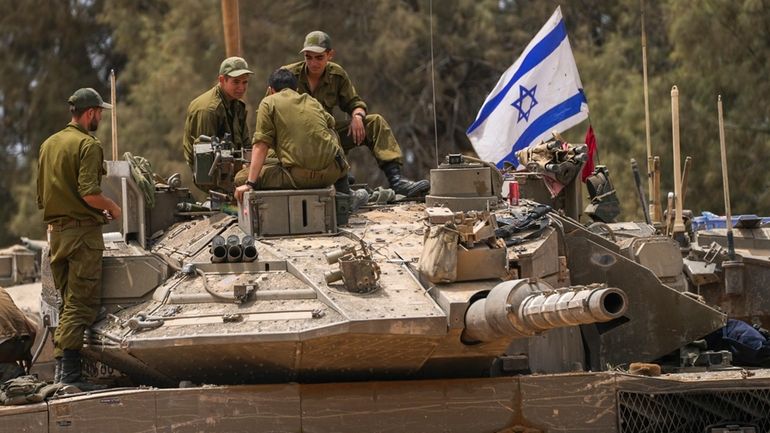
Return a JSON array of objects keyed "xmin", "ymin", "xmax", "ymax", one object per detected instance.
[
  {"xmin": 348, "ymin": 115, "xmax": 366, "ymax": 145},
  {"xmin": 235, "ymin": 184, "xmax": 251, "ymax": 203},
  {"xmin": 108, "ymin": 205, "xmax": 122, "ymax": 222}
]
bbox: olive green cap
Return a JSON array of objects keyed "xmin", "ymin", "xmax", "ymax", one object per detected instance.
[
  {"xmin": 67, "ymin": 88, "xmax": 112, "ymax": 110},
  {"xmin": 300, "ymin": 31, "xmax": 332, "ymax": 54},
  {"xmin": 219, "ymin": 56, "xmax": 254, "ymax": 77}
]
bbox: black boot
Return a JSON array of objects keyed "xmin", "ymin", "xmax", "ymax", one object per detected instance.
[
  {"xmin": 382, "ymin": 162, "xmax": 430, "ymax": 198},
  {"xmin": 334, "ymin": 176, "xmax": 351, "ymax": 194},
  {"xmin": 60, "ymin": 350, "xmax": 106, "ymax": 391}
]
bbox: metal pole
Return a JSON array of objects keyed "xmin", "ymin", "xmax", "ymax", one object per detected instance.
[
  {"xmin": 641, "ymin": 0, "xmax": 655, "ymax": 222},
  {"xmin": 631, "ymin": 158, "xmax": 651, "ymax": 225},
  {"xmin": 670, "ymin": 86, "xmax": 685, "ymax": 237},
  {"xmin": 221, "ymin": 0, "xmax": 241, "ymax": 57},
  {"xmin": 652, "ymin": 156, "xmax": 662, "ymax": 222},
  {"xmin": 110, "ymin": 69, "xmax": 118, "ymax": 161},
  {"xmin": 718, "ymin": 95, "xmax": 735, "ymax": 259},
  {"xmin": 680, "ymin": 155, "xmax": 692, "ymax": 207}
]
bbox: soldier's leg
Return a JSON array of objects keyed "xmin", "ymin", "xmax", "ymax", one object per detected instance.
[
  {"xmin": 365, "ymin": 114, "xmax": 430, "ymax": 197},
  {"xmin": 362, "ymin": 114, "xmax": 403, "ymax": 165},
  {"xmin": 49, "ymin": 231, "xmax": 70, "ymax": 360},
  {"xmin": 233, "ymin": 166, "xmax": 249, "ymax": 187},
  {"xmin": 56, "ymin": 228, "xmax": 103, "ymax": 356},
  {"xmin": 336, "ymin": 115, "xmax": 404, "ymax": 165},
  {"xmin": 254, "ymin": 164, "xmax": 296, "ymax": 190}
]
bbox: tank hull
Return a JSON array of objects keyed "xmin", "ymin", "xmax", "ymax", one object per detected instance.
[{"xmin": 4, "ymin": 371, "xmax": 770, "ymax": 433}]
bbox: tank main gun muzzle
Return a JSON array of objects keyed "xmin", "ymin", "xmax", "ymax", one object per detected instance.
[{"xmin": 462, "ymin": 279, "xmax": 627, "ymax": 344}]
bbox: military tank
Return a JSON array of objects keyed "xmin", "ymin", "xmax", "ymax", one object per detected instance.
[
  {"xmin": 10, "ymin": 150, "xmax": 770, "ymax": 433},
  {"xmin": 32, "ymin": 151, "xmax": 726, "ymax": 389}
]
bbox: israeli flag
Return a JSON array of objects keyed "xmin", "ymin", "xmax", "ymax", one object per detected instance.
[{"xmin": 467, "ymin": 7, "xmax": 588, "ymax": 168}]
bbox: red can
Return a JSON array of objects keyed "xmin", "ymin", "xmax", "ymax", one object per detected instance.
[{"xmin": 509, "ymin": 180, "xmax": 520, "ymax": 206}]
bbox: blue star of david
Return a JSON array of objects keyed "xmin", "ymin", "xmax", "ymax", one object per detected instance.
[{"xmin": 511, "ymin": 84, "xmax": 538, "ymax": 123}]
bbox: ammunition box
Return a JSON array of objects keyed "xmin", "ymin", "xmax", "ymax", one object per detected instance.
[{"xmin": 239, "ymin": 187, "xmax": 337, "ymax": 237}]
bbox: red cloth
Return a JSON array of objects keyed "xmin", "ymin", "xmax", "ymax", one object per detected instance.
[{"xmin": 581, "ymin": 125, "xmax": 597, "ymax": 182}]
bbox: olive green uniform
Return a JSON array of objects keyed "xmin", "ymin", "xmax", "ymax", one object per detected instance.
[
  {"xmin": 37, "ymin": 122, "xmax": 107, "ymax": 359},
  {"xmin": 0, "ymin": 288, "xmax": 36, "ymax": 364},
  {"xmin": 241, "ymin": 88, "xmax": 348, "ymax": 189},
  {"xmin": 283, "ymin": 61, "xmax": 403, "ymax": 166},
  {"xmin": 183, "ymin": 85, "xmax": 250, "ymax": 168}
]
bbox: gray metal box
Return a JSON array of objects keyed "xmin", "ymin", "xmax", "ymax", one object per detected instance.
[{"xmin": 239, "ymin": 187, "xmax": 337, "ymax": 237}]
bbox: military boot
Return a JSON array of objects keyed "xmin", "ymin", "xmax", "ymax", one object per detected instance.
[
  {"xmin": 382, "ymin": 162, "xmax": 430, "ymax": 198},
  {"xmin": 60, "ymin": 350, "xmax": 106, "ymax": 391}
]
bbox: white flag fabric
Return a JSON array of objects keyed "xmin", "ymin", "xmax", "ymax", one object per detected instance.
[{"xmin": 467, "ymin": 7, "xmax": 588, "ymax": 168}]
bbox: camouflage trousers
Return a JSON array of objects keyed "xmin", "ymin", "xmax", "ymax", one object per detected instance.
[
  {"xmin": 48, "ymin": 225, "xmax": 104, "ymax": 359},
  {"xmin": 336, "ymin": 114, "xmax": 403, "ymax": 166},
  {"xmin": 235, "ymin": 155, "xmax": 349, "ymax": 190}
]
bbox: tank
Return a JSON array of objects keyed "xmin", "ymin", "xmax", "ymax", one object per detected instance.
[
  {"xmin": 34, "ymin": 155, "xmax": 726, "ymax": 389},
  {"xmin": 13, "ymin": 154, "xmax": 770, "ymax": 433}
]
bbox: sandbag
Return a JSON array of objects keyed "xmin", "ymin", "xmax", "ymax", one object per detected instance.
[{"xmin": 419, "ymin": 224, "xmax": 459, "ymax": 283}]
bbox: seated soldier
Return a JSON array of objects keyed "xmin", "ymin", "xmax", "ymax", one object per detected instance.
[
  {"xmin": 284, "ymin": 31, "xmax": 430, "ymax": 198},
  {"xmin": 183, "ymin": 57, "xmax": 254, "ymax": 193},
  {"xmin": 235, "ymin": 68, "xmax": 366, "ymax": 207},
  {"xmin": 0, "ymin": 287, "xmax": 37, "ymax": 380}
]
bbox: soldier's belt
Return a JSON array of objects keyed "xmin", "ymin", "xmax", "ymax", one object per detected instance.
[{"xmin": 47, "ymin": 218, "xmax": 101, "ymax": 232}]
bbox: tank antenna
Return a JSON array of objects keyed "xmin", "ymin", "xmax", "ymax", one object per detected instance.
[
  {"xmin": 640, "ymin": 0, "xmax": 657, "ymax": 223},
  {"xmin": 429, "ymin": 0, "xmax": 439, "ymax": 168},
  {"xmin": 110, "ymin": 69, "xmax": 118, "ymax": 161},
  {"xmin": 670, "ymin": 85, "xmax": 686, "ymax": 244},
  {"xmin": 718, "ymin": 95, "xmax": 735, "ymax": 259}
]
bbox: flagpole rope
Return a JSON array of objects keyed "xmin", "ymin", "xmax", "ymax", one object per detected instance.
[{"xmin": 429, "ymin": 0, "xmax": 439, "ymax": 167}]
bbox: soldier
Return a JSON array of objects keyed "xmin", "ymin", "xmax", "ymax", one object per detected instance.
[
  {"xmin": 283, "ymin": 31, "xmax": 430, "ymax": 198},
  {"xmin": 183, "ymin": 56, "xmax": 254, "ymax": 188},
  {"xmin": 235, "ymin": 68, "xmax": 367, "ymax": 209},
  {"xmin": 37, "ymin": 88, "xmax": 122, "ymax": 389},
  {"xmin": 0, "ymin": 287, "xmax": 37, "ymax": 380}
]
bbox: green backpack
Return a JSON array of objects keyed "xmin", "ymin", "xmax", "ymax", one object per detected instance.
[{"xmin": 0, "ymin": 375, "xmax": 63, "ymax": 405}]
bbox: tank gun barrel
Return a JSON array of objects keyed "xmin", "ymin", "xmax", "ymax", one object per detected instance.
[{"xmin": 462, "ymin": 279, "xmax": 628, "ymax": 343}]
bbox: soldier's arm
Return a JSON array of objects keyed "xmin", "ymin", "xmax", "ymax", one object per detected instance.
[
  {"xmin": 79, "ymin": 140, "xmax": 122, "ymax": 221},
  {"xmin": 336, "ymin": 69, "xmax": 368, "ymax": 116},
  {"xmin": 82, "ymin": 194, "xmax": 122, "ymax": 222}
]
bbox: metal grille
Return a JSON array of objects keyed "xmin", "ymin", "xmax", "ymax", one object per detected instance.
[{"xmin": 618, "ymin": 389, "xmax": 770, "ymax": 433}]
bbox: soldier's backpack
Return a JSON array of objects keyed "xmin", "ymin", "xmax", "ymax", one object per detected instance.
[{"xmin": 0, "ymin": 375, "xmax": 63, "ymax": 405}]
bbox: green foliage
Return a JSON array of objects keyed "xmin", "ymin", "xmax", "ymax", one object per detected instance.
[{"xmin": 1, "ymin": 0, "xmax": 769, "ymax": 244}]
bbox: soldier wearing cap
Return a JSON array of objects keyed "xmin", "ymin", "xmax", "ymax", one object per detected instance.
[
  {"xmin": 235, "ymin": 69, "xmax": 369, "ymax": 208},
  {"xmin": 183, "ymin": 56, "xmax": 254, "ymax": 185},
  {"xmin": 37, "ymin": 87, "xmax": 122, "ymax": 389},
  {"xmin": 282, "ymin": 31, "xmax": 430, "ymax": 198}
]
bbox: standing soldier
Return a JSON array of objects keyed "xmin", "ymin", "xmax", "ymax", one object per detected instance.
[
  {"xmin": 183, "ymin": 56, "xmax": 254, "ymax": 190},
  {"xmin": 283, "ymin": 31, "xmax": 430, "ymax": 198},
  {"xmin": 37, "ymin": 88, "xmax": 121, "ymax": 390}
]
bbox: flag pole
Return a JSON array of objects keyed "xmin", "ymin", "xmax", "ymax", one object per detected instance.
[{"xmin": 641, "ymin": 0, "xmax": 656, "ymax": 223}]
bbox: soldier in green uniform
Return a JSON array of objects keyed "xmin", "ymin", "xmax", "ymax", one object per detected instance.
[
  {"xmin": 283, "ymin": 31, "xmax": 430, "ymax": 198},
  {"xmin": 0, "ymin": 287, "xmax": 37, "ymax": 380},
  {"xmin": 37, "ymin": 88, "xmax": 122, "ymax": 389},
  {"xmin": 183, "ymin": 57, "xmax": 254, "ymax": 190},
  {"xmin": 235, "ymin": 68, "xmax": 367, "ymax": 208}
]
